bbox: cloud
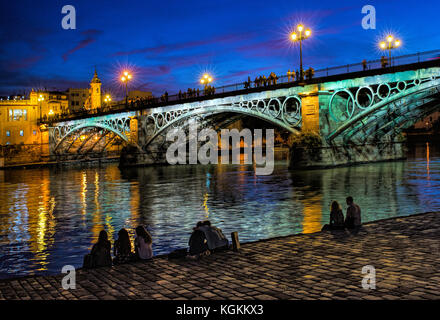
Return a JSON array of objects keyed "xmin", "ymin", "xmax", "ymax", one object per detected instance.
[
  {"xmin": 62, "ymin": 29, "xmax": 103, "ymax": 61},
  {"xmin": 3, "ymin": 54, "xmax": 44, "ymax": 72},
  {"xmin": 0, "ymin": 70, "xmax": 89, "ymax": 95},
  {"xmin": 112, "ymin": 32, "xmax": 255, "ymax": 57},
  {"xmin": 136, "ymin": 65, "xmax": 172, "ymax": 76}
]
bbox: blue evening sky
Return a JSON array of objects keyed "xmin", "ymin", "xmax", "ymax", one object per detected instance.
[{"xmin": 0, "ymin": 0, "xmax": 439, "ymax": 98}]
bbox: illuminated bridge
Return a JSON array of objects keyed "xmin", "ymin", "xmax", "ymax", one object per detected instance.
[{"xmin": 45, "ymin": 50, "xmax": 440, "ymax": 167}]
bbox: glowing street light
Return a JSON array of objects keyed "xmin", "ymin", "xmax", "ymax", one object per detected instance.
[
  {"xmin": 120, "ymin": 71, "xmax": 132, "ymax": 106},
  {"xmin": 290, "ymin": 24, "xmax": 312, "ymax": 81},
  {"xmin": 380, "ymin": 35, "xmax": 401, "ymax": 66},
  {"xmin": 104, "ymin": 94, "xmax": 112, "ymax": 103},
  {"xmin": 200, "ymin": 73, "xmax": 213, "ymax": 87}
]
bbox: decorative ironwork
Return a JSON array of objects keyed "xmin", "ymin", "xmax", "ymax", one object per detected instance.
[
  {"xmin": 49, "ymin": 112, "xmax": 135, "ymax": 152},
  {"xmin": 327, "ymin": 75, "xmax": 440, "ymax": 141},
  {"xmin": 145, "ymin": 95, "xmax": 302, "ymax": 144}
]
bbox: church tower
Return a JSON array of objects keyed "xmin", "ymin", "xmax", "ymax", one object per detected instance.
[{"xmin": 90, "ymin": 69, "xmax": 102, "ymax": 110}]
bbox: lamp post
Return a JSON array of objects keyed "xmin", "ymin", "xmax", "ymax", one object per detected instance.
[
  {"xmin": 38, "ymin": 94, "xmax": 44, "ymax": 122},
  {"xmin": 290, "ymin": 24, "xmax": 312, "ymax": 82},
  {"xmin": 380, "ymin": 35, "xmax": 401, "ymax": 67},
  {"xmin": 200, "ymin": 73, "xmax": 213, "ymax": 88},
  {"xmin": 104, "ymin": 94, "xmax": 112, "ymax": 111},
  {"xmin": 121, "ymin": 71, "xmax": 132, "ymax": 106},
  {"xmin": 200, "ymin": 73, "xmax": 213, "ymax": 95},
  {"xmin": 37, "ymin": 94, "xmax": 44, "ymax": 155}
]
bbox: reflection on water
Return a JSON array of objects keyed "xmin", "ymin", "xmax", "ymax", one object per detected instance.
[{"xmin": 1, "ymin": 142, "xmax": 440, "ymax": 279}]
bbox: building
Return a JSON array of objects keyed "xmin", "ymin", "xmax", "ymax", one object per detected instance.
[
  {"xmin": 86, "ymin": 70, "xmax": 102, "ymax": 110},
  {"xmin": 0, "ymin": 90, "xmax": 68, "ymax": 146},
  {"xmin": 0, "ymin": 70, "xmax": 105, "ymax": 148},
  {"xmin": 66, "ymin": 88, "xmax": 89, "ymax": 113},
  {"xmin": 66, "ymin": 70, "xmax": 103, "ymax": 113}
]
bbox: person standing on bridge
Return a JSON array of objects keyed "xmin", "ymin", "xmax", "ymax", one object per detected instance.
[
  {"xmin": 381, "ymin": 56, "xmax": 388, "ymax": 68},
  {"xmin": 362, "ymin": 59, "xmax": 367, "ymax": 71}
]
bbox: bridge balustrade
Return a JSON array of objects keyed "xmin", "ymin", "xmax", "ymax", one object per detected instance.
[{"xmin": 39, "ymin": 49, "xmax": 440, "ymax": 125}]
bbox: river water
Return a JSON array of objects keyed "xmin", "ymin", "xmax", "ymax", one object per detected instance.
[{"xmin": 0, "ymin": 141, "xmax": 439, "ymax": 279}]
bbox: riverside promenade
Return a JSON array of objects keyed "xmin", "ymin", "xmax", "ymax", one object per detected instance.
[{"xmin": 0, "ymin": 212, "xmax": 439, "ymax": 300}]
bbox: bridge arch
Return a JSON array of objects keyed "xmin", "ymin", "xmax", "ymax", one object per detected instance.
[
  {"xmin": 52, "ymin": 123, "xmax": 130, "ymax": 153},
  {"xmin": 326, "ymin": 76, "xmax": 440, "ymax": 142},
  {"xmin": 142, "ymin": 98, "xmax": 302, "ymax": 148},
  {"xmin": 49, "ymin": 113, "xmax": 140, "ymax": 155}
]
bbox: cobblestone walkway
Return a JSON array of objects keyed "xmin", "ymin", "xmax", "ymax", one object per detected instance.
[{"xmin": 1, "ymin": 212, "xmax": 439, "ymax": 300}]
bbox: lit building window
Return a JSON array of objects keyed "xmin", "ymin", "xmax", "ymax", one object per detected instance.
[
  {"xmin": 6, "ymin": 130, "xmax": 10, "ymax": 137},
  {"xmin": 23, "ymin": 109, "xmax": 27, "ymax": 121},
  {"xmin": 33, "ymin": 130, "xmax": 37, "ymax": 136},
  {"xmin": 20, "ymin": 130, "xmax": 24, "ymax": 137},
  {"xmin": 13, "ymin": 109, "xmax": 23, "ymax": 121},
  {"xmin": 8, "ymin": 109, "xmax": 12, "ymax": 121}
]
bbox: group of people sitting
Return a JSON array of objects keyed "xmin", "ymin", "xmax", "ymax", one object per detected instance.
[
  {"xmin": 83, "ymin": 220, "xmax": 229, "ymax": 269},
  {"xmin": 188, "ymin": 220, "xmax": 229, "ymax": 258},
  {"xmin": 322, "ymin": 196, "xmax": 362, "ymax": 231},
  {"xmin": 83, "ymin": 198, "xmax": 361, "ymax": 270},
  {"xmin": 83, "ymin": 226, "xmax": 153, "ymax": 268}
]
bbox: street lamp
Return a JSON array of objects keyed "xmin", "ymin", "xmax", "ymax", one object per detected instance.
[
  {"xmin": 104, "ymin": 94, "xmax": 112, "ymax": 112},
  {"xmin": 200, "ymin": 73, "xmax": 213, "ymax": 87},
  {"xmin": 380, "ymin": 35, "xmax": 401, "ymax": 66},
  {"xmin": 37, "ymin": 94, "xmax": 44, "ymax": 154},
  {"xmin": 200, "ymin": 73, "xmax": 213, "ymax": 95},
  {"xmin": 290, "ymin": 24, "xmax": 312, "ymax": 81},
  {"xmin": 104, "ymin": 94, "xmax": 112, "ymax": 104},
  {"xmin": 38, "ymin": 94, "xmax": 44, "ymax": 122},
  {"xmin": 120, "ymin": 71, "xmax": 132, "ymax": 106}
]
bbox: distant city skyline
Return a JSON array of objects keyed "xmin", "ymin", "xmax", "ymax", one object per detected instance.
[{"xmin": 1, "ymin": 0, "xmax": 439, "ymax": 99}]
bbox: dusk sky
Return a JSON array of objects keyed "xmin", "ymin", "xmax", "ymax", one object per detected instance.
[{"xmin": 1, "ymin": 0, "xmax": 439, "ymax": 98}]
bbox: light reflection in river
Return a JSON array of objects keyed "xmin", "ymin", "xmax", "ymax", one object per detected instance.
[{"xmin": 0, "ymin": 142, "xmax": 440, "ymax": 279}]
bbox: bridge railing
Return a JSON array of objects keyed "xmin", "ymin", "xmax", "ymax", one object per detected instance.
[{"xmin": 40, "ymin": 49, "xmax": 440, "ymax": 124}]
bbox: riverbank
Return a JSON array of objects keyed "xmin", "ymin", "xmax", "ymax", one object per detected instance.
[
  {"xmin": 0, "ymin": 212, "xmax": 439, "ymax": 300},
  {"xmin": 0, "ymin": 157, "xmax": 119, "ymax": 170}
]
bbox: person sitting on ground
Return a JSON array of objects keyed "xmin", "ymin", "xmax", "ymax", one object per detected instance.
[
  {"xmin": 322, "ymin": 201, "xmax": 345, "ymax": 231},
  {"xmin": 188, "ymin": 221, "xmax": 210, "ymax": 258},
  {"xmin": 113, "ymin": 228, "xmax": 134, "ymax": 265},
  {"xmin": 345, "ymin": 196, "xmax": 362, "ymax": 229},
  {"xmin": 198, "ymin": 220, "xmax": 229, "ymax": 252},
  {"xmin": 135, "ymin": 226, "xmax": 153, "ymax": 260},
  {"xmin": 89, "ymin": 230, "xmax": 112, "ymax": 268}
]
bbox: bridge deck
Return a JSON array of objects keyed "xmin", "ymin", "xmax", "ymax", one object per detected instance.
[{"xmin": 45, "ymin": 54, "xmax": 440, "ymax": 124}]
